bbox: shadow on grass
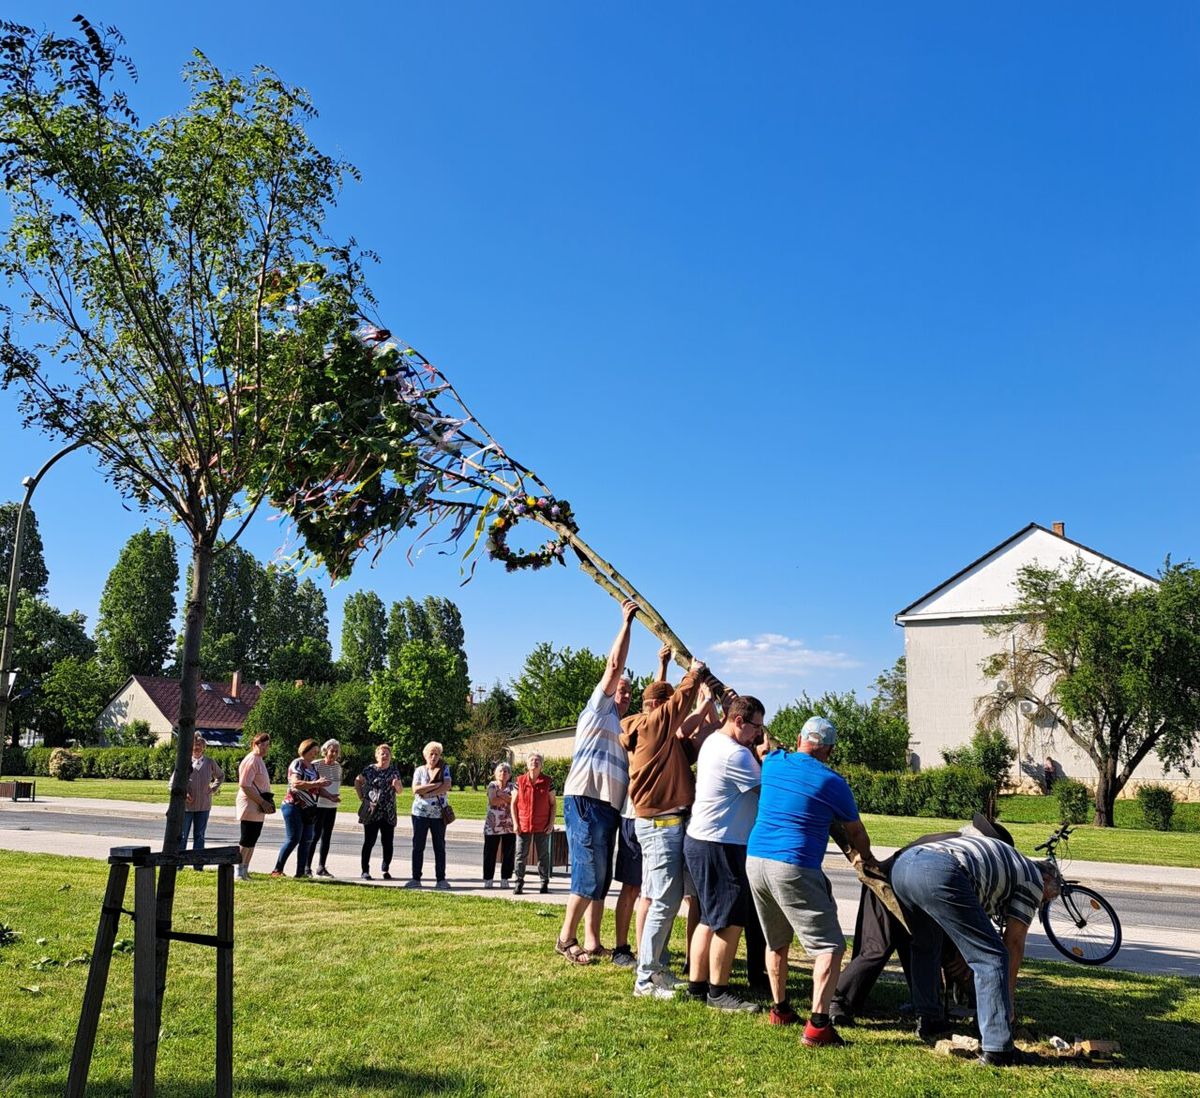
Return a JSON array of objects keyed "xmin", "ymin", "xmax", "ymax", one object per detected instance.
[{"xmin": 18, "ymin": 1064, "xmax": 484, "ymax": 1098}]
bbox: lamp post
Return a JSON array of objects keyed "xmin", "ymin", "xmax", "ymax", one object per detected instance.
[{"xmin": 0, "ymin": 439, "xmax": 89, "ymax": 777}]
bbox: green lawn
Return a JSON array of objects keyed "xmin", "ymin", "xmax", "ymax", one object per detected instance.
[
  {"xmin": 0, "ymin": 852, "xmax": 1196, "ymax": 1097},
  {"xmin": 12, "ymin": 778, "xmax": 1200, "ymax": 867}
]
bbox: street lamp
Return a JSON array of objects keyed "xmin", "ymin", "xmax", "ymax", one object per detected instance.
[{"xmin": 0, "ymin": 439, "xmax": 89, "ymax": 777}]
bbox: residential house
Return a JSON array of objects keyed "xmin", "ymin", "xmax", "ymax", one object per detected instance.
[{"xmin": 95, "ymin": 670, "xmax": 262, "ymax": 747}]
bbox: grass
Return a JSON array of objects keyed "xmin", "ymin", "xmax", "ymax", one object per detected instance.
[
  {"xmin": 0, "ymin": 851, "xmax": 1197, "ymax": 1097},
  {"xmin": 11, "ymin": 780, "xmax": 1200, "ymax": 867}
]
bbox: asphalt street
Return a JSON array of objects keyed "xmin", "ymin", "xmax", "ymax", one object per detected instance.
[{"xmin": 3, "ymin": 804, "xmax": 1197, "ymax": 977}]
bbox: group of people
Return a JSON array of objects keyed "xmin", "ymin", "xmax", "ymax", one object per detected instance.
[{"xmin": 551, "ymin": 599, "xmax": 1062, "ymax": 1067}]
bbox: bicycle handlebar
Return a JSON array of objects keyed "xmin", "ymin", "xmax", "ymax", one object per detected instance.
[{"xmin": 1034, "ymin": 822, "xmax": 1073, "ymax": 852}]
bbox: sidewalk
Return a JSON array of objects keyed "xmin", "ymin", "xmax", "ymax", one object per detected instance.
[{"xmin": 5, "ymin": 794, "xmax": 1200, "ymax": 894}]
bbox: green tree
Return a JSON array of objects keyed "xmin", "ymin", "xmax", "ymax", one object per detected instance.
[
  {"xmin": 268, "ymin": 635, "xmax": 336, "ymax": 684},
  {"xmin": 0, "ymin": 501, "xmax": 48, "ymax": 598},
  {"xmin": 388, "ymin": 596, "xmax": 432, "ymax": 654},
  {"xmin": 770, "ymin": 690, "xmax": 909, "ymax": 771},
  {"xmin": 187, "ymin": 544, "xmax": 264, "ymax": 679},
  {"xmin": 241, "ymin": 681, "xmax": 329, "ymax": 751},
  {"xmin": 368, "ymin": 640, "xmax": 464, "ymax": 764},
  {"xmin": 325, "ymin": 679, "xmax": 372, "ymax": 748},
  {"xmin": 942, "ymin": 726, "xmax": 1016, "ymax": 819},
  {"xmin": 466, "ymin": 682, "xmax": 520, "ymax": 737},
  {"xmin": 95, "ymin": 528, "xmax": 178, "ymax": 679},
  {"xmin": 389, "ymin": 595, "xmax": 470, "ymax": 724},
  {"xmin": 512, "ymin": 642, "xmax": 607, "ymax": 732},
  {"xmin": 38, "ymin": 655, "xmax": 114, "ymax": 746},
  {"xmin": 977, "ymin": 559, "xmax": 1200, "ymax": 827},
  {"xmin": 341, "ymin": 590, "xmax": 388, "ymax": 680},
  {"xmin": 295, "ymin": 579, "xmax": 331, "ymax": 653},
  {"xmin": 872, "ymin": 655, "xmax": 907, "ymax": 723}
]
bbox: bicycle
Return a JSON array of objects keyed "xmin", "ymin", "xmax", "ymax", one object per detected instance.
[{"xmin": 1034, "ymin": 822, "xmax": 1122, "ymax": 965}]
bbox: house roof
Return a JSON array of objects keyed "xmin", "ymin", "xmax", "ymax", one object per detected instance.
[
  {"xmin": 123, "ymin": 674, "xmax": 263, "ymax": 730},
  {"xmin": 895, "ymin": 523, "xmax": 1158, "ymax": 624}
]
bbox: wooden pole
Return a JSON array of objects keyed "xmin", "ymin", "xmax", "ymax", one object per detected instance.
[
  {"xmin": 66, "ymin": 862, "xmax": 129, "ymax": 1098},
  {"xmin": 215, "ymin": 863, "xmax": 234, "ymax": 1098},
  {"xmin": 132, "ymin": 865, "xmax": 158, "ymax": 1098}
]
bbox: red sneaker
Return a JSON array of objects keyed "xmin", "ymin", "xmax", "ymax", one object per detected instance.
[
  {"xmin": 802, "ymin": 1021, "xmax": 845, "ymax": 1047},
  {"xmin": 769, "ymin": 1005, "xmax": 800, "ymax": 1026}
]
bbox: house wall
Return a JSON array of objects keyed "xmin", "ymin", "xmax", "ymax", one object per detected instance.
[
  {"xmin": 904, "ymin": 617, "xmax": 1187, "ymax": 796},
  {"xmin": 506, "ymin": 730, "xmax": 576, "ymax": 766},
  {"xmin": 95, "ymin": 683, "xmax": 174, "ymax": 745}
]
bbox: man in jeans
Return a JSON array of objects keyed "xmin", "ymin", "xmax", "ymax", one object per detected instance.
[
  {"xmin": 621, "ymin": 651, "xmax": 722, "ymax": 998},
  {"xmin": 890, "ymin": 833, "xmax": 1060, "ymax": 1067},
  {"xmin": 555, "ymin": 598, "xmax": 639, "ymax": 965},
  {"xmin": 511, "ymin": 752, "xmax": 555, "ymax": 895}
]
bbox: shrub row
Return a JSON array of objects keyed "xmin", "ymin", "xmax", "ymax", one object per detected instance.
[{"xmin": 840, "ymin": 763, "xmax": 992, "ymax": 819}]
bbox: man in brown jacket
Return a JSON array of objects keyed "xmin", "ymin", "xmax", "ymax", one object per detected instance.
[{"xmin": 622, "ymin": 653, "xmax": 722, "ymax": 999}]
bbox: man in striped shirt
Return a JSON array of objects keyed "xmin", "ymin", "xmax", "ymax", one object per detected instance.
[
  {"xmin": 890, "ymin": 833, "xmax": 1060, "ymax": 1066},
  {"xmin": 555, "ymin": 598, "xmax": 640, "ymax": 966}
]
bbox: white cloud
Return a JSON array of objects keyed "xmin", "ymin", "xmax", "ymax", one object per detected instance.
[{"xmin": 706, "ymin": 633, "xmax": 861, "ymax": 688}]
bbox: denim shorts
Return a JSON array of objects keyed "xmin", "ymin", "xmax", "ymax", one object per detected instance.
[
  {"xmin": 563, "ymin": 794, "xmax": 619, "ymax": 901},
  {"xmin": 614, "ymin": 817, "xmax": 642, "ymax": 887},
  {"xmin": 684, "ymin": 833, "xmax": 750, "ymax": 932}
]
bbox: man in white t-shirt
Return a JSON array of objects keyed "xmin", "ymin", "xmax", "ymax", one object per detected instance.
[
  {"xmin": 683, "ymin": 694, "xmax": 768, "ymax": 1012},
  {"xmin": 555, "ymin": 598, "xmax": 639, "ymax": 966}
]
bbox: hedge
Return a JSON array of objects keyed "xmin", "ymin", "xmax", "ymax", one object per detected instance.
[{"xmin": 840, "ymin": 763, "xmax": 992, "ymax": 819}]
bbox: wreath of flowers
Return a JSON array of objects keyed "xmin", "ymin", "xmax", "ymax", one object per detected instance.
[{"xmin": 485, "ymin": 495, "xmax": 578, "ymax": 571}]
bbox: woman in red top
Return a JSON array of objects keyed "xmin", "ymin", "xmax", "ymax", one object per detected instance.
[{"xmin": 511, "ymin": 753, "xmax": 556, "ymax": 895}]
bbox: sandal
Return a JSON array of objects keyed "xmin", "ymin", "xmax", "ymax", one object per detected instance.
[
  {"xmin": 555, "ymin": 937, "xmax": 592, "ymax": 965},
  {"xmin": 587, "ymin": 944, "xmax": 611, "ymax": 959}
]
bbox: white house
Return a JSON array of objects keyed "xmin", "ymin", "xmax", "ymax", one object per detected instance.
[
  {"xmin": 894, "ymin": 522, "xmax": 1196, "ymax": 797},
  {"xmin": 95, "ymin": 671, "xmax": 262, "ymax": 747}
]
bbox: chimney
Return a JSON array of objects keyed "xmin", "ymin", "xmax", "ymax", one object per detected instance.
[
  {"xmin": 230, "ymin": 669, "xmax": 241, "ymax": 699},
  {"xmin": 1052, "ymin": 522, "xmax": 1065, "ymax": 537}
]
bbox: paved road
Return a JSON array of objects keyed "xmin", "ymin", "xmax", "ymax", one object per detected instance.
[{"xmin": 2, "ymin": 805, "xmax": 1197, "ymax": 977}]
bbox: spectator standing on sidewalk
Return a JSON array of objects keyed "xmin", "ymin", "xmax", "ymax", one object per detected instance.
[
  {"xmin": 512, "ymin": 752, "xmax": 556, "ymax": 895},
  {"xmin": 172, "ymin": 733, "xmax": 224, "ymax": 869},
  {"xmin": 307, "ymin": 739, "xmax": 343, "ymax": 877},
  {"xmin": 483, "ymin": 762, "xmax": 517, "ymax": 888},
  {"xmin": 271, "ymin": 739, "xmax": 330, "ymax": 878},
  {"xmin": 355, "ymin": 743, "xmax": 404, "ymax": 880},
  {"xmin": 555, "ymin": 598, "xmax": 639, "ymax": 966},
  {"xmin": 234, "ymin": 732, "xmax": 275, "ymax": 881},
  {"xmin": 747, "ymin": 715, "xmax": 873, "ymax": 1046},
  {"xmin": 408, "ymin": 741, "xmax": 453, "ymax": 890},
  {"xmin": 683, "ymin": 694, "xmax": 768, "ymax": 1012}
]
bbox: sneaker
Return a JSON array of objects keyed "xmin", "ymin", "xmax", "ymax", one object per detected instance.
[
  {"xmin": 304, "ymin": 869, "xmax": 314, "ymax": 878},
  {"xmin": 685, "ymin": 982, "xmax": 709, "ymax": 1002},
  {"xmin": 803, "ymin": 1021, "xmax": 845, "ymax": 1047},
  {"xmin": 634, "ymin": 973, "xmax": 679, "ymax": 1000},
  {"xmin": 539, "ymin": 882, "xmax": 549, "ymax": 894},
  {"xmin": 315, "ymin": 867, "xmax": 333, "ymax": 878},
  {"xmin": 500, "ymin": 879, "xmax": 511, "ymax": 889},
  {"xmin": 769, "ymin": 1004, "xmax": 801, "ymax": 1026},
  {"xmin": 916, "ymin": 1016, "xmax": 953, "ymax": 1044},
  {"xmin": 434, "ymin": 879, "xmax": 451, "ymax": 891},
  {"xmin": 484, "ymin": 880, "xmax": 494, "ymax": 889},
  {"xmin": 655, "ymin": 969, "xmax": 683, "ymax": 989},
  {"xmin": 611, "ymin": 945, "xmax": 636, "ymax": 969},
  {"xmin": 361, "ymin": 872, "xmax": 373, "ymax": 881},
  {"xmin": 403, "ymin": 879, "xmax": 422, "ymax": 889},
  {"xmin": 382, "ymin": 871, "xmax": 393, "ymax": 881},
  {"xmin": 707, "ymin": 990, "xmax": 761, "ymax": 1013},
  {"xmin": 269, "ymin": 870, "xmax": 284, "ymax": 878},
  {"xmin": 829, "ymin": 1005, "xmax": 854, "ymax": 1028},
  {"xmin": 514, "ymin": 881, "xmax": 525, "ymax": 895},
  {"xmin": 978, "ymin": 1048, "xmax": 1038, "ymax": 1067}
]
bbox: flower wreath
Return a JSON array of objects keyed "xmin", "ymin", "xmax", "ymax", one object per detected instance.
[{"xmin": 485, "ymin": 495, "xmax": 578, "ymax": 571}]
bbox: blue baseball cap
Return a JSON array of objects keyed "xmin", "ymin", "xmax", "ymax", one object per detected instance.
[{"xmin": 800, "ymin": 716, "xmax": 837, "ymax": 745}]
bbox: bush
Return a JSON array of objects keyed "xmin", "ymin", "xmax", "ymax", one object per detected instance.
[
  {"xmin": 1136, "ymin": 784, "xmax": 1176, "ymax": 832},
  {"xmin": 771, "ymin": 691, "xmax": 909, "ymax": 771},
  {"xmin": 2, "ymin": 745, "xmax": 28, "ymax": 776},
  {"xmin": 1055, "ymin": 778, "xmax": 1092, "ymax": 824},
  {"xmin": 48, "ymin": 747, "xmax": 83, "ymax": 781},
  {"xmin": 839, "ymin": 763, "xmax": 991, "ymax": 818},
  {"xmin": 941, "ymin": 727, "xmax": 1016, "ymax": 817}
]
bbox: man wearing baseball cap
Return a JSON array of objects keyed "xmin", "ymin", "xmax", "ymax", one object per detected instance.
[{"xmin": 746, "ymin": 715, "xmax": 874, "ymax": 1046}]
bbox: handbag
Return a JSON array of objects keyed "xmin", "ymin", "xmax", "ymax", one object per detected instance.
[{"xmin": 441, "ymin": 802, "xmax": 456, "ymax": 826}]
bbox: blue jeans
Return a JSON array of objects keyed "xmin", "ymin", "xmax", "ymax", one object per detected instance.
[
  {"xmin": 634, "ymin": 816, "xmax": 686, "ymax": 985},
  {"xmin": 891, "ymin": 846, "xmax": 1014, "ymax": 1052},
  {"xmin": 180, "ymin": 809, "xmax": 210, "ymax": 870},
  {"xmin": 274, "ymin": 802, "xmax": 317, "ymax": 877},
  {"xmin": 411, "ymin": 815, "xmax": 447, "ymax": 881},
  {"xmin": 562, "ymin": 795, "xmax": 618, "ymax": 901}
]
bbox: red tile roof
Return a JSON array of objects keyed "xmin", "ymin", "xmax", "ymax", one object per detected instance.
[{"xmin": 131, "ymin": 675, "xmax": 263, "ymax": 730}]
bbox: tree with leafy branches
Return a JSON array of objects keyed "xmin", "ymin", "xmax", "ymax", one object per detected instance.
[
  {"xmin": 512, "ymin": 641, "xmax": 607, "ymax": 732},
  {"xmin": 0, "ymin": 500, "xmax": 48, "ymax": 599},
  {"xmin": 341, "ymin": 590, "xmax": 388, "ymax": 680},
  {"xmin": 977, "ymin": 559, "xmax": 1200, "ymax": 827},
  {"xmin": 95, "ymin": 527, "xmax": 178, "ymax": 679},
  {"xmin": 0, "ymin": 15, "xmax": 405, "ymax": 1050}
]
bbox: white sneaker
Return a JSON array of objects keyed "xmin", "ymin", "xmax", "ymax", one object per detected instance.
[
  {"xmin": 655, "ymin": 969, "xmax": 683, "ymax": 989},
  {"xmin": 634, "ymin": 973, "xmax": 679, "ymax": 1000}
]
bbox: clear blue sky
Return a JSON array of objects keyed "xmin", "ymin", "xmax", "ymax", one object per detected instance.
[{"xmin": 3, "ymin": 3, "xmax": 1198, "ymax": 716}]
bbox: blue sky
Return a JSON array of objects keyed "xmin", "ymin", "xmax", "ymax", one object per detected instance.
[{"xmin": 2, "ymin": 3, "xmax": 1198, "ymax": 715}]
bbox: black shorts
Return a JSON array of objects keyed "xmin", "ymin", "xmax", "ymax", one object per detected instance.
[
  {"xmin": 239, "ymin": 820, "xmax": 265, "ymax": 848},
  {"xmin": 684, "ymin": 834, "xmax": 750, "ymax": 932},
  {"xmin": 614, "ymin": 817, "xmax": 642, "ymax": 887}
]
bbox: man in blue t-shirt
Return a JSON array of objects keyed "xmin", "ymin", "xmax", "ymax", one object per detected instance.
[{"xmin": 746, "ymin": 716, "xmax": 873, "ymax": 1047}]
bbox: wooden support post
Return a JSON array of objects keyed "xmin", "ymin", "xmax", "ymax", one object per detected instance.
[
  {"xmin": 215, "ymin": 863, "xmax": 234, "ymax": 1098},
  {"xmin": 66, "ymin": 862, "xmax": 130, "ymax": 1098},
  {"xmin": 132, "ymin": 864, "xmax": 158, "ymax": 1098}
]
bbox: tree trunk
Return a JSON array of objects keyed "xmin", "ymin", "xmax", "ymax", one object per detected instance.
[
  {"xmin": 1092, "ymin": 754, "xmax": 1120, "ymax": 827},
  {"xmin": 154, "ymin": 538, "xmax": 213, "ymax": 1025}
]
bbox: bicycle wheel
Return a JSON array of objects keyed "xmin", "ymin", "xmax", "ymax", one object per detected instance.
[{"xmin": 1040, "ymin": 884, "xmax": 1121, "ymax": 965}]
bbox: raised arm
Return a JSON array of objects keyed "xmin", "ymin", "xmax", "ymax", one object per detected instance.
[
  {"xmin": 655, "ymin": 644, "xmax": 672, "ymax": 683},
  {"xmin": 599, "ymin": 598, "xmax": 640, "ymax": 697}
]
